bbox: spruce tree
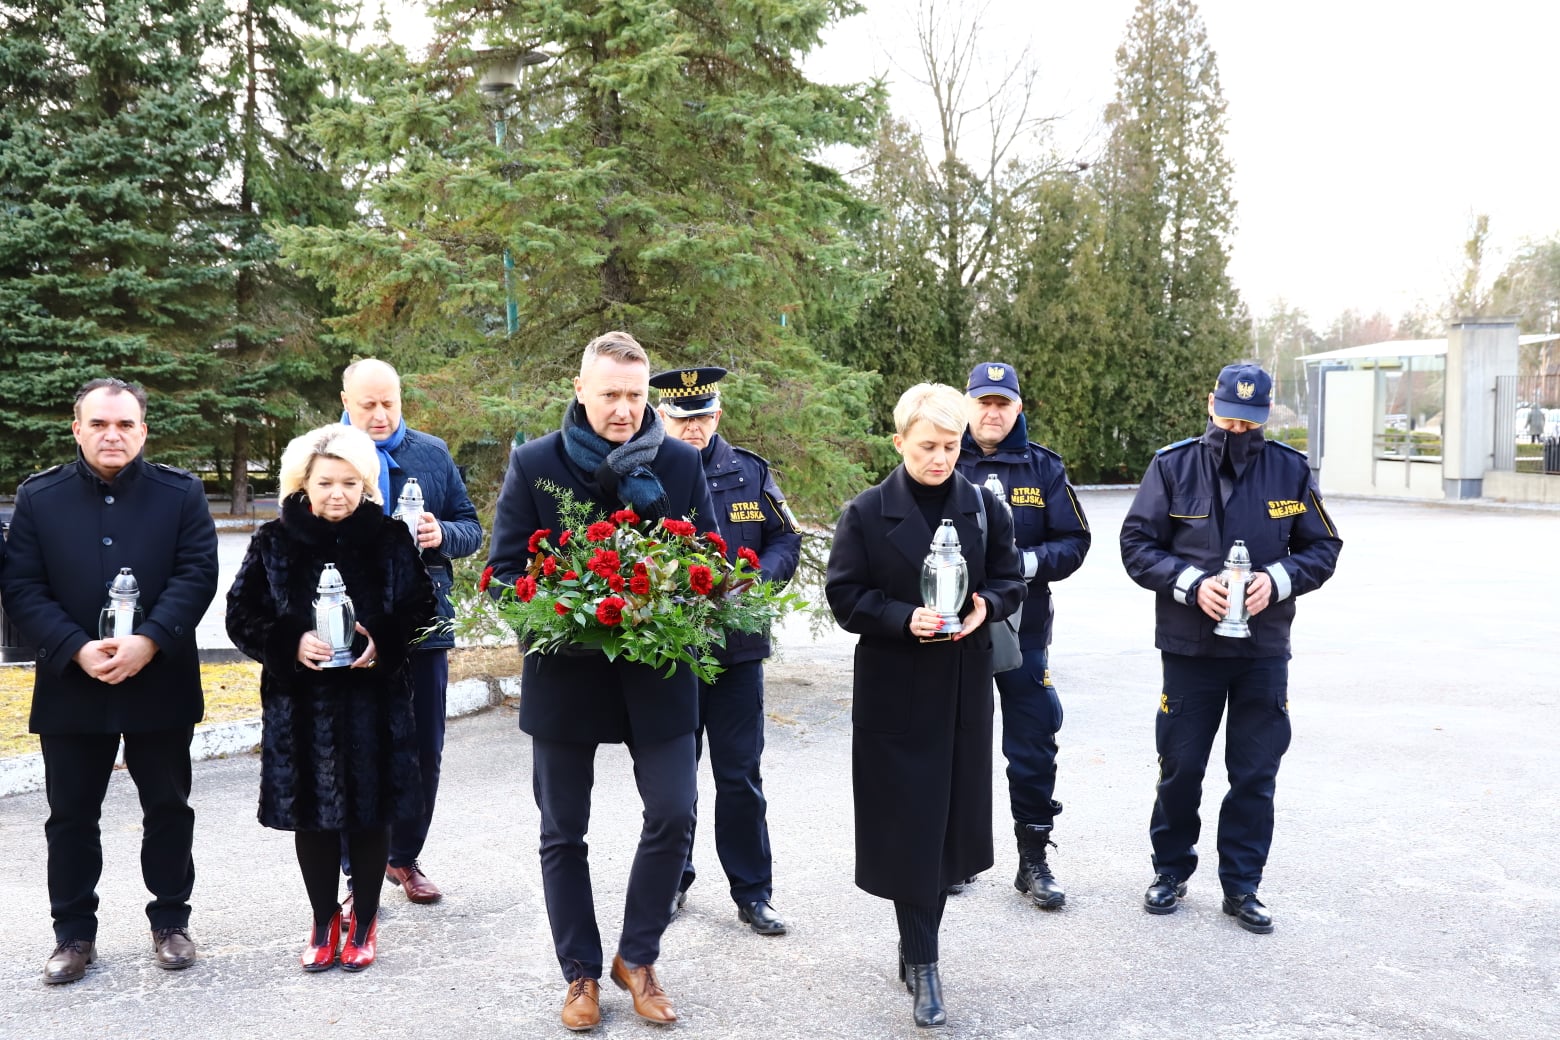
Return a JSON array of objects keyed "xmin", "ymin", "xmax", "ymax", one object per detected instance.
[
  {"xmin": 1093, "ymin": 0, "xmax": 1246, "ymax": 472},
  {"xmin": 0, "ymin": 0, "xmax": 232, "ymax": 484},
  {"xmin": 277, "ymin": 0, "xmax": 884, "ymax": 522}
]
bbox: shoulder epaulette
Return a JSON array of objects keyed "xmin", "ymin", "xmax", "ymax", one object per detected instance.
[
  {"xmin": 730, "ymin": 444, "xmax": 772, "ymax": 468},
  {"xmin": 1155, "ymin": 437, "xmax": 1200, "ymax": 454},
  {"xmin": 1268, "ymin": 440, "xmax": 1309, "ymax": 459},
  {"xmin": 18, "ymin": 463, "xmax": 67, "ymax": 486},
  {"xmin": 1027, "ymin": 441, "xmax": 1066, "ymax": 463},
  {"xmin": 151, "ymin": 462, "xmax": 199, "ymax": 480}
]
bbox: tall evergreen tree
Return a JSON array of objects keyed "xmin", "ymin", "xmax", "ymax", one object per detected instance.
[
  {"xmin": 1092, "ymin": 0, "xmax": 1245, "ymax": 472},
  {"xmin": 0, "ymin": 0, "xmax": 232, "ymax": 484},
  {"xmin": 277, "ymin": 0, "xmax": 884, "ymax": 522},
  {"xmin": 212, "ymin": 0, "xmax": 358, "ymax": 513}
]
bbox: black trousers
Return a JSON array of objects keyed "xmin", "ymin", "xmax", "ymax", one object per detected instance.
[
  {"xmin": 994, "ymin": 646, "xmax": 1065, "ymax": 827},
  {"xmin": 40, "ymin": 727, "xmax": 195, "ymax": 942},
  {"xmin": 532, "ymin": 733, "xmax": 697, "ymax": 981},
  {"xmin": 389, "ymin": 649, "xmax": 448, "ymax": 867},
  {"xmin": 679, "ymin": 660, "xmax": 773, "ymax": 905},
  {"xmin": 1150, "ymin": 653, "xmax": 1292, "ymax": 894}
]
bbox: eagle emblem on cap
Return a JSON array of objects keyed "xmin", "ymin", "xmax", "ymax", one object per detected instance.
[
  {"xmin": 680, "ymin": 370, "xmax": 699, "ymax": 388},
  {"xmin": 987, "ymin": 365, "xmax": 1005, "ymax": 381},
  {"xmin": 1237, "ymin": 380, "xmax": 1256, "ymax": 400}
]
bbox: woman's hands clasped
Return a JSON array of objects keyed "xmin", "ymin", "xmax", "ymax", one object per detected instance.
[
  {"xmin": 296, "ymin": 623, "xmax": 379, "ymax": 670},
  {"xmin": 909, "ymin": 594, "xmax": 988, "ymax": 642}
]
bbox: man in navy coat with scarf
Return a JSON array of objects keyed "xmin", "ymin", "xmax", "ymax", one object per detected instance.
[
  {"xmin": 340, "ymin": 358, "xmax": 483, "ymax": 904},
  {"xmin": 487, "ymin": 331, "xmax": 717, "ymax": 1031}
]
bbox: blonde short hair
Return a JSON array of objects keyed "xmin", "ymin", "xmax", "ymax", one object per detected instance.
[
  {"xmin": 892, "ymin": 383, "xmax": 967, "ymax": 437},
  {"xmin": 278, "ymin": 424, "xmax": 384, "ymax": 505},
  {"xmin": 581, "ymin": 331, "xmax": 649, "ymax": 374}
]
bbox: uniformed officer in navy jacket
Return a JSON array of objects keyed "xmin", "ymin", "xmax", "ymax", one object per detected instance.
[
  {"xmin": 1120, "ymin": 362, "xmax": 1342, "ymax": 934},
  {"xmin": 650, "ymin": 366, "xmax": 802, "ymax": 937},
  {"xmin": 955, "ymin": 362, "xmax": 1090, "ymax": 908}
]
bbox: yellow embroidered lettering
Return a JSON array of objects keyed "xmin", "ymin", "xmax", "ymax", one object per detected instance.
[{"xmin": 1010, "ymin": 487, "xmax": 1046, "ymax": 508}]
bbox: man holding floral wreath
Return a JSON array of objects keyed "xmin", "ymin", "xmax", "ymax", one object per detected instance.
[
  {"xmin": 651, "ymin": 365, "xmax": 801, "ymax": 937},
  {"xmin": 487, "ymin": 331, "xmax": 717, "ymax": 1031}
]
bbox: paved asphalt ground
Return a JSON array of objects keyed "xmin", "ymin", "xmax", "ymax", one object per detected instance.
[{"xmin": 1, "ymin": 489, "xmax": 1557, "ymax": 1039}]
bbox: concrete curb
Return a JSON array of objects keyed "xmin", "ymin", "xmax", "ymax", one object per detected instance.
[{"xmin": 0, "ymin": 675, "xmax": 515, "ymax": 799}]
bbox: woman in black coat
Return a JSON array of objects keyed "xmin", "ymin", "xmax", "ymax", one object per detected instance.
[
  {"xmin": 225, "ymin": 424, "xmax": 434, "ymax": 974},
  {"xmin": 826, "ymin": 383, "xmax": 1026, "ymax": 1028}
]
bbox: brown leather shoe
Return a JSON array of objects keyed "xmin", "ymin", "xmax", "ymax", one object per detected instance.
[
  {"xmin": 610, "ymin": 954, "xmax": 676, "ymax": 1023},
  {"xmin": 151, "ymin": 927, "xmax": 196, "ymax": 970},
  {"xmin": 385, "ymin": 861, "xmax": 442, "ymax": 904},
  {"xmin": 561, "ymin": 977, "xmax": 601, "ymax": 1031},
  {"xmin": 43, "ymin": 939, "xmax": 95, "ymax": 985}
]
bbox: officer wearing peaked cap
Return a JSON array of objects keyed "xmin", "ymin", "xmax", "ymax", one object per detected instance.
[
  {"xmin": 649, "ymin": 365, "xmax": 802, "ymax": 937},
  {"xmin": 1120, "ymin": 362, "xmax": 1342, "ymax": 934},
  {"xmin": 956, "ymin": 362, "xmax": 1091, "ymax": 909}
]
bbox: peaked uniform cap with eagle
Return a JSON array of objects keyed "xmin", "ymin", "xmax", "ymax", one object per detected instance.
[
  {"xmin": 965, "ymin": 361, "xmax": 1021, "ymax": 401},
  {"xmin": 650, "ymin": 365, "xmax": 727, "ymax": 417},
  {"xmin": 1211, "ymin": 362, "xmax": 1274, "ymax": 425}
]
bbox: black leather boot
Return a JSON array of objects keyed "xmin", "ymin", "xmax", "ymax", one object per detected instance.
[
  {"xmin": 1014, "ymin": 822, "xmax": 1065, "ymax": 909},
  {"xmin": 905, "ymin": 962, "xmax": 946, "ymax": 1027}
]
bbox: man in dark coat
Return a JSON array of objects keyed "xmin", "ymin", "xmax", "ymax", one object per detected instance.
[
  {"xmin": 0, "ymin": 378, "xmax": 219, "ymax": 984},
  {"xmin": 1120, "ymin": 362, "xmax": 1342, "ymax": 934},
  {"xmin": 339, "ymin": 358, "xmax": 483, "ymax": 904},
  {"xmin": 487, "ymin": 332, "xmax": 718, "ymax": 1031},
  {"xmin": 651, "ymin": 366, "xmax": 802, "ymax": 936}
]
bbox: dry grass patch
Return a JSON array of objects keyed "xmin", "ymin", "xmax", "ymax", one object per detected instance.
[{"xmin": 1, "ymin": 647, "xmax": 519, "ymax": 759}]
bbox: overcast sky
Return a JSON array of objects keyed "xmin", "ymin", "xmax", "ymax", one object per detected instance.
[{"xmin": 386, "ymin": 0, "xmax": 1560, "ymax": 330}]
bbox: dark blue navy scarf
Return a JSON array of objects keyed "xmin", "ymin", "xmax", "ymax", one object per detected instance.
[{"xmin": 561, "ymin": 402, "xmax": 670, "ymax": 518}]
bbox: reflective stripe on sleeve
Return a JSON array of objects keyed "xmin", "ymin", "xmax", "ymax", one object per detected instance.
[
  {"xmin": 1173, "ymin": 565, "xmax": 1205, "ymax": 606},
  {"xmin": 1266, "ymin": 563, "xmax": 1292, "ymax": 602}
]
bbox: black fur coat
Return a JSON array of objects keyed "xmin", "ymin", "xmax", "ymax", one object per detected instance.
[{"xmin": 225, "ymin": 494, "xmax": 435, "ymax": 831}]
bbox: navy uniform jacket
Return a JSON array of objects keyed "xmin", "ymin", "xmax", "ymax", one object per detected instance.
[
  {"xmin": 384, "ymin": 426, "xmax": 484, "ymax": 652},
  {"xmin": 487, "ymin": 424, "xmax": 717, "ymax": 745},
  {"xmin": 0, "ymin": 453, "xmax": 219, "ymax": 734},
  {"xmin": 1119, "ymin": 424, "xmax": 1342, "ymax": 658},
  {"xmin": 956, "ymin": 415, "xmax": 1091, "ymax": 650},
  {"xmin": 701, "ymin": 433, "xmax": 801, "ymax": 666}
]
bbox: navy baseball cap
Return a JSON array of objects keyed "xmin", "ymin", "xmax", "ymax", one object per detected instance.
[
  {"xmin": 650, "ymin": 365, "xmax": 727, "ymax": 417},
  {"xmin": 1211, "ymin": 363, "xmax": 1273, "ymax": 425},
  {"xmin": 966, "ymin": 362, "xmax": 1021, "ymax": 402}
]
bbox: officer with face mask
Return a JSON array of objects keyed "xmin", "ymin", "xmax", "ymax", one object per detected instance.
[{"xmin": 1120, "ymin": 362, "xmax": 1342, "ymax": 935}]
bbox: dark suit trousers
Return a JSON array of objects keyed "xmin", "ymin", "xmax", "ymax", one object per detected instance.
[
  {"xmin": 532, "ymin": 733, "xmax": 697, "ymax": 981},
  {"xmin": 389, "ymin": 649, "xmax": 449, "ymax": 866},
  {"xmin": 40, "ymin": 727, "xmax": 196, "ymax": 941},
  {"xmin": 679, "ymin": 660, "xmax": 774, "ymax": 904}
]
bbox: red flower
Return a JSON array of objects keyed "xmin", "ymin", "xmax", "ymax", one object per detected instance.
[
  {"xmin": 737, "ymin": 547, "xmax": 761, "ymax": 571},
  {"xmin": 704, "ymin": 531, "xmax": 728, "ymax": 557},
  {"xmin": 477, "ymin": 565, "xmax": 495, "ymax": 592},
  {"xmin": 587, "ymin": 549, "xmax": 622, "ymax": 578},
  {"xmin": 558, "ymin": 530, "xmax": 572, "ymax": 546},
  {"xmin": 555, "ymin": 601, "xmax": 570, "ymax": 616},
  {"xmin": 611, "ymin": 509, "xmax": 640, "ymax": 526},
  {"xmin": 528, "ymin": 529, "xmax": 553, "ymax": 553},
  {"xmin": 516, "ymin": 576, "xmax": 538, "ymax": 603},
  {"xmin": 562, "ymin": 570, "xmax": 578, "ymax": 581},
  {"xmin": 633, "ymin": 561, "xmax": 649, "ymax": 577},
  {"xmin": 586, "ymin": 521, "xmax": 617, "ymax": 543},
  {"xmin": 542, "ymin": 556, "xmax": 558, "ymax": 576},
  {"xmin": 660, "ymin": 518, "xmax": 696, "ymax": 538},
  {"xmin": 688, "ymin": 565, "xmax": 713, "ymax": 595},
  {"xmin": 630, "ymin": 574, "xmax": 652, "ymax": 595},
  {"xmin": 596, "ymin": 596, "xmax": 626, "ymax": 626},
  {"xmin": 608, "ymin": 574, "xmax": 626, "ymax": 592}
]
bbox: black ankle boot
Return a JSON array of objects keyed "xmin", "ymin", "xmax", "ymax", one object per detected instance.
[
  {"xmin": 1014, "ymin": 822, "xmax": 1066, "ymax": 908},
  {"xmin": 905, "ymin": 962, "xmax": 946, "ymax": 1027}
]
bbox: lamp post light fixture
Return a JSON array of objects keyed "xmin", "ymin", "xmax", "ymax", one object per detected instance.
[{"xmin": 475, "ymin": 47, "xmax": 549, "ymax": 337}]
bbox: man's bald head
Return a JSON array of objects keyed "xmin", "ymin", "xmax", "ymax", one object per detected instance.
[{"xmin": 340, "ymin": 358, "xmax": 403, "ymax": 442}]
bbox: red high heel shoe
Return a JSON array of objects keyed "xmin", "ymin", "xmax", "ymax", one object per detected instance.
[
  {"xmin": 300, "ymin": 910, "xmax": 341, "ymax": 972},
  {"xmin": 339, "ymin": 910, "xmax": 377, "ymax": 972}
]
